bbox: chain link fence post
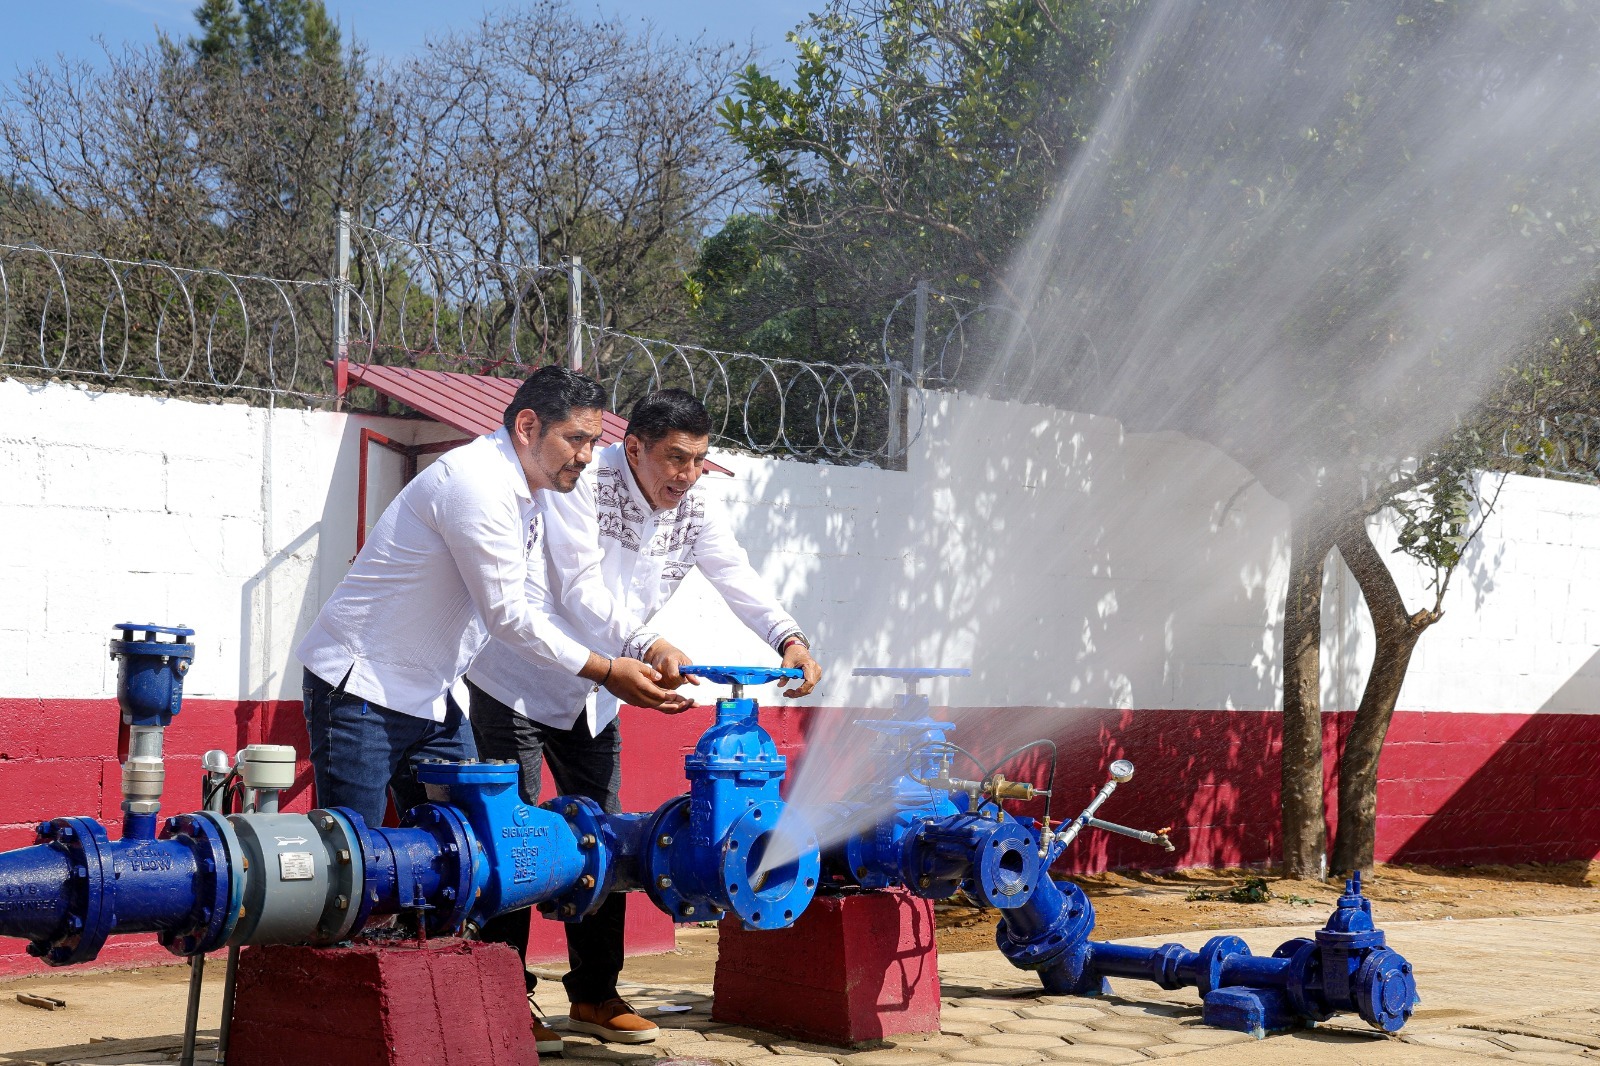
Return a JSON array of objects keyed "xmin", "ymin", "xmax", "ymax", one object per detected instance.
[
  {"xmin": 568, "ymin": 255, "xmax": 584, "ymax": 373},
  {"xmin": 911, "ymin": 280, "xmax": 929, "ymax": 387},
  {"xmin": 333, "ymin": 208, "xmax": 351, "ymax": 410}
]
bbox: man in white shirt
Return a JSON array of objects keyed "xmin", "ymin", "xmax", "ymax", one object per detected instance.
[
  {"xmin": 464, "ymin": 388, "xmax": 821, "ymax": 1048},
  {"xmin": 296, "ymin": 367, "xmax": 673, "ymax": 838}
]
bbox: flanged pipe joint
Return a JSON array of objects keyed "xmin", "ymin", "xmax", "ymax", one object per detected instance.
[{"xmin": 635, "ymin": 666, "xmax": 821, "ymax": 929}]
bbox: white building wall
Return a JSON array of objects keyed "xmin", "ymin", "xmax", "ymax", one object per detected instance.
[{"xmin": 2, "ymin": 379, "xmax": 1596, "ymax": 715}]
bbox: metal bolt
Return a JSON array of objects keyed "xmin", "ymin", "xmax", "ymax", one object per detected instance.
[
  {"xmin": 564, "ymin": 803, "xmax": 579, "ymax": 817},
  {"xmin": 559, "ymin": 904, "xmax": 577, "ymax": 918},
  {"xmin": 318, "ymin": 815, "xmax": 334, "ymax": 830},
  {"xmin": 58, "ymin": 826, "xmax": 76, "ymax": 841},
  {"xmin": 678, "ymin": 903, "xmax": 696, "ymax": 917},
  {"xmin": 918, "ymin": 876, "xmax": 932, "ymax": 889},
  {"xmin": 855, "ymin": 866, "xmax": 868, "ymax": 880},
  {"xmin": 337, "ymin": 849, "xmax": 351, "ymax": 864},
  {"xmin": 579, "ymin": 834, "xmax": 597, "ymax": 850},
  {"xmin": 442, "ymin": 888, "xmax": 456, "ymax": 900},
  {"xmin": 657, "ymin": 834, "xmax": 674, "ymax": 848},
  {"xmin": 656, "ymin": 875, "xmax": 673, "ymax": 890},
  {"xmin": 335, "ymin": 895, "xmax": 348, "ymax": 910},
  {"xmin": 578, "ymin": 875, "xmax": 596, "ymax": 889}
]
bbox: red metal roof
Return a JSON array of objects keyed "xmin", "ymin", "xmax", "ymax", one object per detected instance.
[{"xmin": 344, "ymin": 363, "xmax": 730, "ymax": 474}]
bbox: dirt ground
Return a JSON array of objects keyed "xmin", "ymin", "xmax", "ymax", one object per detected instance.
[{"xmin": 935, "ymin": 859, "xmax": 1600, "ymax": 952}]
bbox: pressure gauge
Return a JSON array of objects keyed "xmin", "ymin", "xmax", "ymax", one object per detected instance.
[{"xmin": 1109, "ymin": 759, "xmax": 1135, "ymax": 782}]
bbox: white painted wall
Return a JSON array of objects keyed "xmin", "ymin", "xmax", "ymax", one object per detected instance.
[
  {"xmin": 0, "ymin": 378, "xmax": 458, "ymax": 701},
  {"xmin": 2, "ymin": 379, "xmax": 1596, "ymax": 715}
]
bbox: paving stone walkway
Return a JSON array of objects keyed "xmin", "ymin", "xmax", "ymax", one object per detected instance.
[{"xmin": 8, "ymin": 914, "xmax": 1600, "ymax": 1065}]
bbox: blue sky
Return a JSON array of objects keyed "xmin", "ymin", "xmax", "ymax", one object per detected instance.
[{"xmin": 1, "ymin": 0, "xmax": 818, "ymax": 74}]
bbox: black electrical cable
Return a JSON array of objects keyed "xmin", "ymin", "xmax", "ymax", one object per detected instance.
[
  {"xmin": 986, "ymin": 739, "xmax": 1059, "ymax": 827},
  {"xmin": 202, "ymin": 767, "xmax": 240, "ymax": 813}
]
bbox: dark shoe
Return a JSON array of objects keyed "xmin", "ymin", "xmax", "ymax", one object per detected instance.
[
  {"xmin": 566, "ymin": 998, "xmax": 659, "ymax": 1044},
  {"xmin": 528, "ymin": 995, "xmax": 565, "ymax": 1055}
]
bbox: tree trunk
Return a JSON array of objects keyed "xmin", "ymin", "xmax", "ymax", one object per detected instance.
[
  {"xmin": 1330, "ymin": 518, "xmax": 1437, "ymax": 875},
  {"xmin": 1281, "ymin": 507, "xmax": 1335, "ymax": 880}
]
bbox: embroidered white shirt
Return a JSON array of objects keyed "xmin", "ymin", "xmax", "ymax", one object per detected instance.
[
  {"xmin": 296, "ymin": 427, "xmax": 592, "ymax": 722},
  {"xmin": 465, "ymin": 441, "xmax": 803, "ymax": 732}
]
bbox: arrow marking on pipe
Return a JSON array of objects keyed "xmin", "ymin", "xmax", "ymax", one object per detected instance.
[{"xmin": 274, "ymin": 836, "xmax": 308, "ymax": 846}]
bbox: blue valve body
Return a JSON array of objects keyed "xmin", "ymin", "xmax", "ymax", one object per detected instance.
[{"xmin": 110, "ymin": 624, "xmax": 194, "ymax": 727}]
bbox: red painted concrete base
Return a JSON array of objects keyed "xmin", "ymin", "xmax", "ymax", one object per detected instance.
[
  {"xmin": 228, "ymin": 938, "xmax": 538, "ymax": 1066},
  {"xmin": 712, "ymin": 889, "xmax": 940, "ymax": 1046}
]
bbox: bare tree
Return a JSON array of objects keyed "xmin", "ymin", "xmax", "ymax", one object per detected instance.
[
  {"xmin": 389, "ymin": 1, "xmax": 757, "ymax": 341},
  {"xmin": 0, "ymin": 36, "xmax": 390, "ymax": 279}
]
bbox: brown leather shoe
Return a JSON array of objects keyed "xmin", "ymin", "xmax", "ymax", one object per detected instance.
[
  {"xmin": 528, "ymin": 996, "xmax": 565, "ymax": 1055},
  {"xmin": 566, "ymin": 998, "xmax": 660, "ymax": 1044}
]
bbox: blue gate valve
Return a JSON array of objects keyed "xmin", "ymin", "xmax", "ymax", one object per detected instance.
[
  {"xmin": 998, "ymin": 870, "xmax": 1418, "ymax": 1036},
  {"xmin": 637, "ymin": 664, "xmax": 819, "ymax": 930}
]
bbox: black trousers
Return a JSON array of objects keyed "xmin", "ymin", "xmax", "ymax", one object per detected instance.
[{"xmin": 466, "ymin": 679, "xmax": 626, "ymax": 1005}]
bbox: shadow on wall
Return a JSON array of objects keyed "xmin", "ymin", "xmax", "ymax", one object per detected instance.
[
  {"xmin": 1381, "ymin": 649, "xmax": 1600, "ymax": 866},
  {"xmin": 710, "ymin": 391, "xmax": 1307, "ymax": 870},
  {"xmin": 718, "ymin": 392, "xmax": 1298, "ymax": 714}
]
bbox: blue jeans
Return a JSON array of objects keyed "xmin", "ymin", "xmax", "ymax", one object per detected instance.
[{"xmin": 301, "ymin": 667, "xmax": 477, "ymax": 828}]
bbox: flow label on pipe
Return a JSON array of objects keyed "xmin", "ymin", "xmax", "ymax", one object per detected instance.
[{"xmin": 278, "ymin": 852, "xmax": 315, "ymax": 881}]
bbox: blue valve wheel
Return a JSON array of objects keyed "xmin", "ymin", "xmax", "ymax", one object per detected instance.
[{"xmin": 680, "ymin": 665, "xmax": 803, "ymax": 688}]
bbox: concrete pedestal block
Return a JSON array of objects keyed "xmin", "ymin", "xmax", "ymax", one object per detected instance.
[
  {"xmin": 228, "ymin": 937, "xmax": 538, "ymax": 1066},
  {"xmin": 712, "ymin": 889, "xmax": 940, "ymax": 1045}
]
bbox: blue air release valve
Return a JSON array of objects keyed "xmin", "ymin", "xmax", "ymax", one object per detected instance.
[{"xmin": 110, "ymin": 624, "xmax": 195, "ymax": 727}]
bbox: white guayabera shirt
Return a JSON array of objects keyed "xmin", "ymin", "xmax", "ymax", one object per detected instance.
[
  {"xmin": 466, "ymin": 441, "xmax": 804, "ymax": 734},
  {"xmin": 296, "ymin": 427, "xmax": 592, "ymax": 722}
]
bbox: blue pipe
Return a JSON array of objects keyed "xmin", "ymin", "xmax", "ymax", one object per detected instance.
[{"xmin": 0, "ymin": 636, "xmax": 1423, "ymax": 1041}]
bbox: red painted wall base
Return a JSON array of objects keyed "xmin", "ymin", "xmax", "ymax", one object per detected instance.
[
  {"xmin": 712, "ymin": 889, "xmax": 941, "ymax": 1046},
  {"xmin": 228, "ymin": 938, "xmax": 538, "ymax": 1066},
  {"xmin": 4, "ymin": 697, "xmax": 1599, "ymax": 978}
]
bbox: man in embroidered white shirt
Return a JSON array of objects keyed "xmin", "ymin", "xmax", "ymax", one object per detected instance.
[
  {"xmin": 465, "ymin": 388, "xmax": 821, "ymax": 1048},
  {"xmin": 295, "ymin": 367, "xmax": 674, "ymax": 843}
]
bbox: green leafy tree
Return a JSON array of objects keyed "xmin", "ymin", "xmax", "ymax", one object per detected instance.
[
  {"xmin": 714, "ymin": 0, "xmax": 1600, "ymax": 879},
  {"xmin": 704, "ymin": 0, "xmax": 1134, "ymax": 363}
]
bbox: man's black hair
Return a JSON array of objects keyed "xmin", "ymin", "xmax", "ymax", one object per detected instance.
[
  {"xmin": 503, "ymin": 366, "xmax": 608, "ymax": 435},
  {"xmin": 626, "ymin": 388, "xmax": 712, "ymax": 446}
]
